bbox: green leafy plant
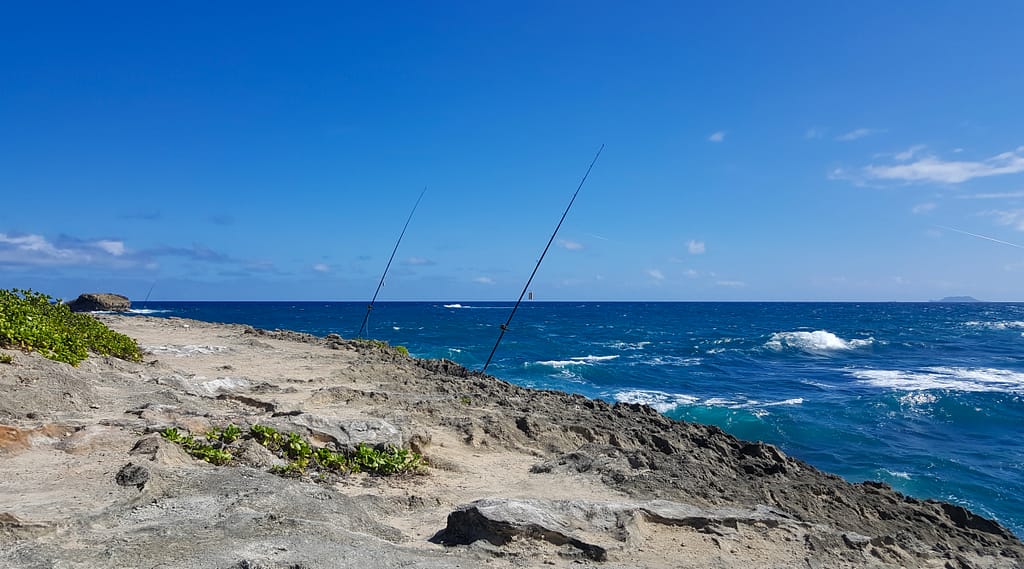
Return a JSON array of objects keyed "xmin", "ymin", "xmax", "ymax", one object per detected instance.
[
  {"xmin": 0, "ymin": 288, "xmax": 141, "ymax": 366},
  {"xmin": 206, "ymin": 424, "xmax": 242, "ymax": 444},
  {"xmin": 160, "ymin": 426, "xmax": 233, "ymax": 465},
  {"xmin": 354, "ymin": 338, "xmax": 410, "ymax": 357},
  {"xmin": 0, "ymin": 353, "xmax": 12, "ymax": 364},
  {"xmin": 166, "ymin": 423, "xmax": 424, "ymax": 478}
]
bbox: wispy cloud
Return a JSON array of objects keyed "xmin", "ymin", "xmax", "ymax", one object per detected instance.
[
  {"xmin": 911, "ymin": 202, "xmax": 937, "ymax": 215},
  {"xmin": 557, "ymin": 239, "xmax": 584, "ymax": 251},
  {"xmin": 894, "ymin": 144, "xmax": 927, "ymax": 161},
  {"xmin": 957, "ymin": 190, "xmax": 1024, "ymax": 200},
  {"xmin": 687, "ymin": 239, "xmax": 706, "ymax": 254},
  {"xmin": 982, "ymin": 209, "xmax": 1024, "ymax": 231},
  {"xmin": 708, "ymin": 131, "xmax": 726, "ymax": 143},
  {"xmin": 836, "ymin": 128, "xmax": 882, "ymax": 142},
  {"xmin": 646, "ymin": 269, "xmax": 665, "ymax": 281},
  {"xmin": 473, "ymin": 276, "xmax": 495, "ymax": 285},
  {"xmin": 865, "ymin": 147, "xmax": 1024, "ymax": 184},
  {"xmin": 0, "ymin": 233, "xmax": 132, "ymax": 266},
  {"xmin": 312, "ymin": 263, "xmax": 330, "ymax": 273}
]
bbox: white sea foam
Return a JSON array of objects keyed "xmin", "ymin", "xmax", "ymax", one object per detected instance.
[
  {"xmin": 128, "ymin": 308, "xmax": 171, "ymax": 314},
  {"xmin": 613, "ymin": 389, "xmax": 699, "ymax": 412},
  {"xmin": 613, "ymin": 389, "xmax": 803, "ymax": 414},
  {"xmin": 850, "ymin": 366, "xmax": 1024, "ymax": 393},
  {"xmin": 765, "ymin": 330, "xmax": 873, "ymax": 353},
  {"xmin": 143, "ymin": 345, "xmax": 229, "ymax": 357},
  {"xmin": 443, "ymin": 304, "xmax": 465, "ymax": 308},
  {"xmin": 628, "ymin": 355, "xmax": 701, "ymax": 367},
  {"xmin": 965, "ymin": 320, "xmax": 1024, "ymax": 330},
  {"xmin": 884, "ymin": 469, "xmax": 912, "ymax": 480},
  {"xmin": 607, "ymin": 341, "xmax": 651, "ymax": 351},
  {"xmin": 532, "ymin": 355, "xmax": 619, "ymax": 368},
  {"xmin": 763, "ymin": 398, "xmax": 805, "ymax": 406}
]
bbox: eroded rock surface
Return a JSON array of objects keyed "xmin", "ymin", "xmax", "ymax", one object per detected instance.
[{"xmin": 0, "ymin": 315, "xmax": 1020, "ymax": 569}]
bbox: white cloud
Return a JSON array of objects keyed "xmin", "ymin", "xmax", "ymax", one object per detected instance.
[
  {"xmin": 894, "ymin": 145, "xmax": 927, "ymax": 161},
  {"xmin": 685, "ymin": 269, "xmax": 700, "ymax": 278},
  {"xmin": 836, "ymin": 128, "xmax": 881, "ymax": 142},
  {"xmin": 312, "ymin": 263, "xmax": 330, "ymax": 272},
  {"xmin": 0, "ymin": 233, "xmax": 85, "ymax": 264},
  {"xmin": 473, "ymin": 276, "xmax": 495, "ymax": 285},
  {"xmin": 805, "ymin": 127, "xmax": 824, "ymax": 140},
  {"xmin": 646, "ymin": 269, "xmax": 665, "ymax": 281},
  {"xmin": 984, "ymin": 209, "xmax": 1024, "ymax": 231},
  {"xmin": 911, "ymin": 202, "xmax": 937, "ymax": 215},
  {"xmin": 557, "ymin": 239, "xmax": 584, "ymax": 250},
  {"xmin": 96, "ymin": 240, "xmax": 126, "ymax": 256},
  {"xmin": 865, "ymin": 147, "xmax": 1024, "ymax": 184},
  {"xmin": 957, "ymin": 190, "xmax": 1024, "ymax": 199},
  {"xmin": 687, "ymin": 240, "xmax": 705, "ymax": 254},
  {"xmin": 708, "ymin": 131, "xmax": 726, "ymax": 143}
]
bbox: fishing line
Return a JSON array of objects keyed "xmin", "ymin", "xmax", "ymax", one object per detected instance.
[
  {"xmin": 357, "ymin": 187, "xmax": 426, "ymax": 338},
  {"xmin": 482, "ymin": 144, "xmax": 604, "ymax": 373}
]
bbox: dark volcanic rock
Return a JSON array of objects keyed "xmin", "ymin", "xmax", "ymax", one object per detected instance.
[{"xmin": 66, "ymin": 293, "xmax": 131, "ymax": 312}]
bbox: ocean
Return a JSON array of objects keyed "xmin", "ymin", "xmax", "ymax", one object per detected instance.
[{"xmin": 131, "ymin": 300, "xmax": 1024, "ymax": 537}]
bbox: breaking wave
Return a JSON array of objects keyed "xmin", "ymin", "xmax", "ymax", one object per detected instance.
[
  {"xmin": 765, "ymin": 330, "xmax": 873, "ymax": 353},
  {"xmin": 531, "ymin": 355, "xmax": 620, "ymax": 368},
  {"xmin": 849, "ymin": 366, "xmax": 1024, "ymax": 393}
]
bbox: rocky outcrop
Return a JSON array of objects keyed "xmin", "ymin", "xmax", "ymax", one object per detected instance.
[
  {"xmin": 0, "ymin": 315, "xmax": 1021, "ymax": 569},
  {"xmin": 66, "ymin": 292, "xmax": 131, "ymax": 312}
]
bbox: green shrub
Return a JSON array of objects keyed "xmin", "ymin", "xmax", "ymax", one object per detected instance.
[
  {"xmin": 0, "ymin": 288, "xmax": 141, "ymax": 366},
  {"xmin": 355, "ymin": 338, "xmax": 410, "ymax": 357},
  {"xmin": 0, "ymin": 353, "xmax": 12, "ymax": 364},
  {"xmin": 164, "ymin": 423, "xmax": 425, "ymax": 478}
]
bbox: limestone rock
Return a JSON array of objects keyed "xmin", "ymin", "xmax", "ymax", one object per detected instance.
[{"xmin": 66, "ymin": 293, "xmax": 131, "ymax": 312}]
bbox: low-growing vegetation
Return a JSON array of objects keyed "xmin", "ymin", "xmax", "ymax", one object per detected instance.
[
  {"xmin": 0, "ymin": 353, "xmax": 12, "ymax": 364},
  {"xmin": 0, "ymin": 288, "xmax": 142, "ymax": 366},
  {"xmin": 355, "ymin": 338, "xmax": 410, "ymax": 357},
  {"xmin": 161, "ymin": 423, "xmax": 425, "ymax": 478}
]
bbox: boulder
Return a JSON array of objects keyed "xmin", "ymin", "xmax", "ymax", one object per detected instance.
[{"xmin": 66, "ymin": 293, "xmax": 131, "ymax": 312}]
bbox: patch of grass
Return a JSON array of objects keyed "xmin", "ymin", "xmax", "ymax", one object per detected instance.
[
  {"xmin": 459, "ymin": 395, "xmax": 472, "ymax": 406},
  {"xmin": 0, "ymin": 353, "xmax": 12, "ymax": 364},
  {"xmin": 0, "ymin": 288, "xmax": 141, "ymax": 366},
  {"xmin": 162, "ymin": 423, "xmax": 424, "ymax": 478}
]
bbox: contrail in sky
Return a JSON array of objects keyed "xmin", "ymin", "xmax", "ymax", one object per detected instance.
[{"xmin": 935, "ymin": 225, "xmax": 1024, "ymax": 249}]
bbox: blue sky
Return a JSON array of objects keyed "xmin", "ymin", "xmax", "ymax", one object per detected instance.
[{"xmin": 2, "ymin": 2, "xmax": 1024, "ymax": 301}]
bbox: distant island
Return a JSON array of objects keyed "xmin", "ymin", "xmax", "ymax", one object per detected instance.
[{"xmin": 932, "ymin": 296, "xmax": 982, "ymax": 303}]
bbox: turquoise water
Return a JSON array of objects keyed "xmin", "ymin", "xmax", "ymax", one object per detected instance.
[{"xmin": 135, "ymin": 301, "xmax": 1024, "ymax": 537}]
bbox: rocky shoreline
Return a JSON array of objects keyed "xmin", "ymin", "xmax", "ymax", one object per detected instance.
[{"xmin": 1, "ymin": 315, "xmax": 1021, "ymax": 568}]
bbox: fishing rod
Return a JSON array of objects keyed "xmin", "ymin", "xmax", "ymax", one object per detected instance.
[
  {"xmin": 357, "ymin": 187, "xmax": 426, "ymax": 338},
  {"xmin": 482, "ymin": 144, "xmax": 604, "ymax": 373}
]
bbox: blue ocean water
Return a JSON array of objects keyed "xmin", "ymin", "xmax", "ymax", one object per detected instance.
[{"xmin": 134, "ymin": 301, "xmax": 1024, "ymax": 537}]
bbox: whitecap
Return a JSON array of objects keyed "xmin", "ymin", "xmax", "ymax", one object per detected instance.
[
  {"xmin": 765, "ymin": 330, "xmax": 873, "ymax": 353},
  {"xmin": 631, "ymin": 355, "xmax": 701, "ymax": 367},
  {"xmin": 613, "ymin": 389, "xmax": 699, "ymax": 413},
  {"xmin": 443, "ymin": 303, "xmax": 465, "ymax": 308},
  {"xmin": 607, "ymin": 341, "xmax": 651, "ymax": 351},
  {"xmin": 965, "ymin": 320, "xmax": 1024, "ymax": 330},
  {"xmin": 850, "ymin": 366, "xmax": 1024, "ymax": 393},
  {"xmin": 531, "ymin": 355, "xmax": 619, "ymax": 368},
  {"xmin": 129, "ymin": 308, "xmax": 171, "ymax": 314}
]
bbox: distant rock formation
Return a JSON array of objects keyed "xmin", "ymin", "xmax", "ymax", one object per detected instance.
[
  {"xmin": 66, "ymin": 293, "xmax": 131, "ymax": 312},
  {"xmin": 933, "ymin": 296, "xmax": 981, "ymax": 303}
]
